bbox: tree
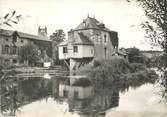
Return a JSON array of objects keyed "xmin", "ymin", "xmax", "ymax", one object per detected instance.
[
  {"xmin": 126, "ymin": 47, "xmax": 148, "ymax": 64},
  {"xmin": 50, "ymin": 29, "xmax": 66, "ymax": 64},
  {"xmin": 20, "ymin": 43, "xmax": 40, "ymax": 66},
  {"xmin": 50, "ymin": 29, "xmax": 65, "ymax": 44},
  {"xmin": 136, "ymin": 0, "xmax": 167, "ymax": 100}
]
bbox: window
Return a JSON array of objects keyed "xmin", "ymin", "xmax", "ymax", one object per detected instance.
[
  {"xmin": 4, "ymin": 45, "xmax": 9, "ymax": 54},
  {"xmin": 6, "ymin": 38, "xmax": 9, "ymax": 41},
  {"xmin": 63, "ymin": 90, "xmax": 68, "ymax": 97},
  {"xmin": 1, "ymin": 45, "xmax": 4, "ymax": 54},
  {"xmin": 104, "ymin": 34, "xmax": 107, "ymax": 43},
  {"xmin": 74, "ymin": 91, "xmax": 79, "ymax": 99},
  {"xmin": 63, "ymin": 47, "xmax": 67, "ymax": 53},
  {"xmin": 21, "ymin": 40, "xmax": 24, "ymax": 43},
  {"xmin": 5, "ymin": 59, "xmax": 10, "ymax": 63},
  {"xmin": 104, "ymin": 47, "xmax": 107, "ymax": 59},
  {"xmin": 13, "ymin": 46, "xmax": 17, "ymax": 55},
  {"xmin": 73, "ymin": 46, "xmax": 78, "ymax": 53}
]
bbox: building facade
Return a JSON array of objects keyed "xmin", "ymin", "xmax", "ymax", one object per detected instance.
[
  {"xmin": 0, "ymin": 28, "xmax": 52, "ymax": 65},
  {"xmin": 58, "ymin": 16, "xmax": 119, "ymax": 71}
]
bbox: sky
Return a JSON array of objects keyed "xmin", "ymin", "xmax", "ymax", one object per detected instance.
[{"xmin": 0, "ymin": 0, "xmax": 160, "ymax": 50}]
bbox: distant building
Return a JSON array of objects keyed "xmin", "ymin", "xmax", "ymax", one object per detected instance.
[
  {"xmin": 58, "ymin": 16, "xmax": 119, "ymax": 71},
  {"xmin": 141, "ymin": 50, "xmax": 163, "ymax": 58},
  {"xmin": 38, "ymin": 26, "xmax": 48, "ymax": 38},
  {"xmin": 0, "ymin": 28, "xmax": 52, "ymax": 65}
]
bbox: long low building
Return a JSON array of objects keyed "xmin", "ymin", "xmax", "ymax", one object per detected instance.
[{"xmin": 0, "ymin": 28, "xmax": 52, "ymax": 66}]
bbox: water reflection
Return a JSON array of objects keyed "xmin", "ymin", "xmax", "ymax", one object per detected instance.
[
  {"xmin": 0, "ymin": 75, "xmax": 120, "ymax": 117},
  {"xmin": 54, "ymin": 76, "xmax": 119, "ymax": 117},
  {"xmin": 0, "ymin": 77, "xmax": 51, "ymax": 116},
  {"xmin": 0, "ymin": 75, "xmax": 165, "ymax": 117}
]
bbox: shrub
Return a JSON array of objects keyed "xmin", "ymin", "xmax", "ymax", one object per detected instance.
[
  {"xmin": 129, "ymin": 63, "xmax": 146, "ymax": 73},
  {"xmin": 72, "ymin": 78, "xmax": 92, "ymax": 87},
  {"xmin": 93, "ymin": 60, "xmax": 101, "ymax": 67},
  {"xmin": 76, "ymin": 57, "xmax": 130, "ymax": 88}
]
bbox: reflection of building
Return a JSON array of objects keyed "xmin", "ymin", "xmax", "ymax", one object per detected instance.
[
  {"xmin": 67, "ymin": 88, "xmax": 119, "ymax": 117},
  {"xmin": 58, "ymin": 16, "xmax": 119, "ymax": 70},
  {"xmin": 59, "ymin": 84, "xmax": 94, "ymax": 99},
  {"xmin": 0, "ymin": 28, "xmax": 52, "ymax": 65},
  {"xmin": 59, "ymin": 76, "xmax": 94, "ymax": 99},
  {"xmin": 53, "ymin": 76, "xmax": 119, "ymax": 117}
]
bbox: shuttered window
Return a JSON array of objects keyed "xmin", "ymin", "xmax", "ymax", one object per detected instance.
[
  {"xmin": 63, "ymin": 47, "xmax": 67, "ymax": 53},
  {"xmin": 73, "ymin": 46, "xmax": 78, "ymax": 53}
]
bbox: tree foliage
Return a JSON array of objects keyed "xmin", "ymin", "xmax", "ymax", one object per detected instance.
[
  {"xmin": 50, "ymin": 29, "xmax": 65, "ymax": 44},
  {"xmin": 137, "ymin": 0, "xmax": 167, "ymax": 100},
  {"xmin": 0, "ymin": 11, "xmax": 22, "ymax": 27},
  {"xmin": 126, "ymin": 47, "xmax": 148, "ymax": 64},
  {"xmin": 138, "ymin": 0, "xmax": 167, "ymax": 50},
  {"xmin": 19, "ymin": 43, "xmax": 40, "ymax": 65},
  {"xmin": 50, "ymin": 29, "xmax": 65, "ymax": 64}
]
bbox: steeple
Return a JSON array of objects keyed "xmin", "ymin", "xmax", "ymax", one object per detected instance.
[{"xmin": 38, "ymin": 26, "xmax": 47, "ymax": 38}]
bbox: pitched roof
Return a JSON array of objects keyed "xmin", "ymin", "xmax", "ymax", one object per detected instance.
[
  {"xmin": 0, "ymin": 29, "xmax": 51, "ymax": 42},
  {"xmin": 58, "ymin": 40, "xmax": 68, "ymax": 46},
  {"xmin": 58, "ymin": 32, "xmax": 93, "ymax": 46},
  {"xmin": 74, "ymin": 17, "xmax": 111, "ymax": 32},
  {"xmin": 74, "ymin": 32, "xmax": 94, "ymax": 45}
]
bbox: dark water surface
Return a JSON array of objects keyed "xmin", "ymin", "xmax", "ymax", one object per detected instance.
[{"xmin": 0, "ymin": 75, "xmax": 167, "ymax": 117}]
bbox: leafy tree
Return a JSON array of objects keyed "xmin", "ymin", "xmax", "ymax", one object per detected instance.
[
  {"xmin": 20, "ymin": 43, "xmax": 40, "ymax": 66},
  {"xmin": 126, "ymin": 47, "xmax": 148, "ymax": 64},
  {"xmin": 50, "ymin": 29, "xmax": 66, "ymax": 64},
  {"xmin": 135, "ymin": 0, "xmax": 167, "ymax": 100},
  {"xmin": 50, "ymin": 29, "xmax": 65, "ymax": 44}
]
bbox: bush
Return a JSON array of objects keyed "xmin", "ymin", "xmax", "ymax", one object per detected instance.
[
  {"xmin": 93, "ymin": 60, "xmax": 101, "ymax": 67},
  {"xmin": 129, "ymin": 63, "xmax": 146, "ymax": 73},
  {"xmin": 75, "ymin": 57, "xmax": 157, "ymax": 90},
  {"xmin": 72, "ymin": 78, "xmax": 92, "ymax": 87},
  {"xmin": 76, "ymin": 57, "xmax": 130, "ymax": 88}
]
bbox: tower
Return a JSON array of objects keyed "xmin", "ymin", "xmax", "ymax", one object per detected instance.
[{"xmin": 38, "ymin": 26, "xmax": 47, "ymax": 37}]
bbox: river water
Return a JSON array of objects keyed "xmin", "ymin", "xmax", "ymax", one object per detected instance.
[{"xmin": 0, "ymin": 76, "xmax": 167, "ymax": 117}]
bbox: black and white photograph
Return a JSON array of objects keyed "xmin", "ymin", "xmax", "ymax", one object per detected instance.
[{"xmin": 0, "ymin": 0, "xmax": 167, "ymax": 117}]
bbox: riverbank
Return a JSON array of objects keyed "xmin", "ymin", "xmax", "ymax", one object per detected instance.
[
  {"xmin": 76, "ymin": 57, "xmax": 158, "ymax": 90},
  {"xmin": 0, "ymin": 65, "xmax": 69, "ymax": 81}
]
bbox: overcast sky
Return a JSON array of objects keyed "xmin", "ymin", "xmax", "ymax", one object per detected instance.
[{"xmin": 0, "ymin": 0, "xmax": 160, "ymax": 50}]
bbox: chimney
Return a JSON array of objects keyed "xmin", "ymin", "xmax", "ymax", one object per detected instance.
[{"xmin": 68, "ymin": 29, "xmax": 74, "ymax": 43}]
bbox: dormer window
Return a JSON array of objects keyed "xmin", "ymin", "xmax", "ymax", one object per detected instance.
[
  {"xmin": 83, "ymin": 19, "xmax": 86, "ymax": 27},
  {"xmin": 13, "ymin": 36, "xmax": 17, "ymax": 42}
]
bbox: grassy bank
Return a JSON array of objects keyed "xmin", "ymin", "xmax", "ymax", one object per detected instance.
[{"xmin": 76, "ymin": 56, "xmax": 158, "ymax": 90}]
